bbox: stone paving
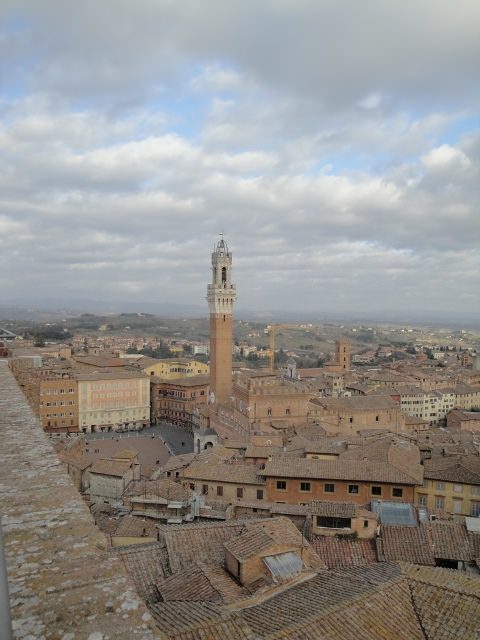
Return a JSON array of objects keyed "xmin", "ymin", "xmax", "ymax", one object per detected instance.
[
  {"xmin": 86, "ymin": 423, "xmax": 194, "ymax": 456},
  {"xmin": 0, "ymin": 360, "xmax": 161, "ymax": 639}
]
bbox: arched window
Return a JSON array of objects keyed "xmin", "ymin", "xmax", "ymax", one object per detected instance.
[{"xmin": 221, "ymin": 267, "xmax": 227, "ymax": 284}]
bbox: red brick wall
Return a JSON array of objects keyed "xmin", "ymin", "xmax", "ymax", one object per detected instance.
[{"xmin": 265, "ymin": 477, "xmax": 414, "ymax": 505}]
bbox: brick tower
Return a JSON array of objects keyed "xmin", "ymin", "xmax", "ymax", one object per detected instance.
[
  {"xmin": 336, "ymin": 339, "xmax": 351, "ymax": 371},
  {"xmin": 207, "ymin": 236, "xmax": 236, "ymax": 404}
]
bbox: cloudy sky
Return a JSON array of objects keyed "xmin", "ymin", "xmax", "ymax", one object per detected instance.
[{"xmin": 1, "ymin": 1, "xmax": 479, "ymax": 319}]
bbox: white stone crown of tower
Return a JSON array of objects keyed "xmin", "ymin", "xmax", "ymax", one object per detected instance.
[{"xmin": 207, "ymin": 237, "xmax": 237, "ymax": 315}]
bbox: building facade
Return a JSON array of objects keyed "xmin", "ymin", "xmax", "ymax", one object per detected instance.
[
  {"xmin": 415, "ymin": 456, "xmax": 480, "ymax": 517},
  {"xmin": 263, "ymin": 458, "xmax": 418, "ymax": 506},
  {"xmin": 77, "ymin": 371, "xmax": 150, "ymax": 433},
  {"xmin": 38, "ymin": 375, "xmax": 79, "ymax": 431},
  {"xmin": 308, "ymin": 395, "xmax": 405, "ymax": 434},
  {"xmin": 150, "ymin": 374, "xmax": 210, "ymax": 432}
]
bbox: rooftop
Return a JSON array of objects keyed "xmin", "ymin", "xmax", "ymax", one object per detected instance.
[
  {"xmin": 423, "ymin": 455, "xmax": 480, "ymax": 484},
  {"xmin": 312, "ymin": 395, "xmax": 399, "ymax": 411},
  {"xmin": 309, "ymin": 501, "xmax": 374, "ymax": 519},
  {"xmin": 0, "ymin": 360, "xmax": 159, "ymax": 638},
  {"xmin": 151, "ymin": 374, "xmax": 210, "ymax": 387},
  {"xmin": 263, "ymin": 457, "xmax": 419, "ymax": 485},
  {"xmin": 90, "ymin": 457, "xmax": 133, "ymax": 477},
  {"xmin": 183, "ymin": 461, "xmax": 264, "ymax": 485},
  {"xmin": 310, "ymin": 537, "xmax": 377, "ymax": 569}
]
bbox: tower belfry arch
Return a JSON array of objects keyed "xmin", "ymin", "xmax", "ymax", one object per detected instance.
[{"xmin": 207, "ymin": 236, "xmax": 236, "ymax": 404}]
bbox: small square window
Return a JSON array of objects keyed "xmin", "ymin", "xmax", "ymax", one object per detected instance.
[
  {"xmin": 276, "ymin": 480, "xmax": 287, "ymax": 491},
  {"xmin": 363, "ymin": 520, "xmax": 369, "ymax": 528},
  {"xmin": 324, "ymin": 483, "xmax": 335, "ymax": 493},
  {"xmin": 348, "ymin": 485, "xmax": 359, "ymax": 494},
  {"xmin": 300, "ymin": 482, "xmax": 311, "ymax": 492},
  {"xmin": 392, "ymin": 487, "xmax": 403, "ymax": 498},
  {"xmin": 371, "ymin": 486, "xmax": 382, "ymax": 496}
]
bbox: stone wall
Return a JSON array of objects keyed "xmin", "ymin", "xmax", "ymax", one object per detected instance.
[{"xmin": 0, "ymin": 361, "xmax": 160, "ymax": 639}]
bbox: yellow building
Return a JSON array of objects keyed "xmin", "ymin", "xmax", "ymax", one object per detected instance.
[
  {"xmin": 415, "ymin": 455, "xmax": 480, "ymax": 517},
  {"xmin": 77, "ymin": 370, "xmax": 150, "ymax": 433},
  {"xmin": 132, "ymin": 356, "xmax": 209, "ymax": 380}
]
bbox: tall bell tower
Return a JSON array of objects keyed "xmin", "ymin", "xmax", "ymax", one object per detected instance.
[{"xmin": 207, "ymin": 236, "xmax": 236, "ymax": 404}]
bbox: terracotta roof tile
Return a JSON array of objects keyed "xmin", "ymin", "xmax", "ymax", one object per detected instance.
[
  {"xmin": 403, "ymin": 564, "xmax": 480, "ymax": 640},
  {"xmin": 309, "ymin": 501, "xmax": 368, "ymax": 518},
  {"xmin": 312, "ymin": 395, "xmax": 399, "ymax": 411},
  {"xmin": 267, "ymin": 581, "xmax": 425, "ymax": 640},
  {"xmin": 423, "ymin": 455, "xmax": 480, "ymax": 485},
  {"xmin": 224, "ymin": 527, "xmax": 275, "ymax": 561},
  {"xmin": 377, "ymin": 525, "xmax": 435, "ymax": 565},
  {"xmin": 377, "ymin": 521, "xmax": 475, "ymax": 565},
  {"xmin": 156, "ymin": 564, "xmax": 223, "ymax": 603},
  {"xmin": 114, "ymin": 542, "xmax": 170, "ymax": 603},
  {"xmin": 156, "ymin": 561, "xmax": 248, "ymax": 605},
  {"xmin": 163, "ymin": 520, "xmax": 246, "ymax": 573},
  {"xmin": 124, "ymin": 478, "xmax": 189, "ymax": 501},
  {"xmin": 113, "ymin": 515, "xmax": 158, "ymax": 539},
  {"xmin": 263, "ymin": 457, "xmax": 418, "ymax": 484},
  {"xmin": 183, "ymin": 461, "xmax": 264, "ymax": 485},
  {"xmin": 161, "ymin": 453, "xmax": 196, "ymax": 473},
  {"xmin": 148, "ymin": 602, "xmax": 254, "ymax": 639},
  {"xmin": 90, "ymin": 458, "xmax": 132, "ymax": 477},
  {"xmin": 239, "ymin": 563, "xmax": 407, "ymax": 637},
  {"xmin": 427, "ymin": 521, "xmax": 474, "ymax": 561},
  {"xmin": 310, "ymin": 537, "xmax": 377, "ymax": 569},
  {"xmin": 244, "ymin": 445, "xmax": 282, "ymax": 458}
]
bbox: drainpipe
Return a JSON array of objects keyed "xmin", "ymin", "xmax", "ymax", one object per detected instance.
[{"xmin": 0, "ymin": 518, "xmax": 13, "ymax": 640}]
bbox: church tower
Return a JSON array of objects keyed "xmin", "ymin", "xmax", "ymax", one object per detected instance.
[
  {"xmin": 207, "ymin": 236, "xmax": 236, "ymax": 404},
  {"xmin": 335, "ymin": 339, "xmax": 351, "ymax": 371}
]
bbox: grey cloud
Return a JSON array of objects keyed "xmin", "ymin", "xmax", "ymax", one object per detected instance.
[
  {"xmin": 0, "ymin": 3, "xmax": 479, "ymax": 316},
  {"xmin": 2, "ymin": 1, "xmax": 479, "ymax": 111}
]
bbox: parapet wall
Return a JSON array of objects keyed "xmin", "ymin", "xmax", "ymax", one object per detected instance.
[{"xmin": 0, "ymin": 360, "xmax": 160, "ymax": 639}]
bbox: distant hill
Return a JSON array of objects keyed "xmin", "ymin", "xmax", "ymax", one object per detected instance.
[{"xmin": 0, "ymin": 298, "xmax": 478, "ymax": 328}]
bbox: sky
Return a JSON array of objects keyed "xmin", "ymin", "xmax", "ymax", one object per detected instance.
[{"xmin": 0, "ymin": 1, "xmax": 479, "ymax": 319}]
